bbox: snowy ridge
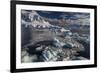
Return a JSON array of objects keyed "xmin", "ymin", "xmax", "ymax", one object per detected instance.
[{"xmin": 21, "ymin": 10, "xmax": 51, "ymax": 28}]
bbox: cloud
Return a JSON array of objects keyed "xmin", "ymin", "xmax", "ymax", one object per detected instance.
[
  {"xmin": 60, "ymin": 14, "xmax": 70, "ymax": 19},
  {"xmin": 60, "ymin": 13, "xmax": 90, "ymax": 20},
  {"xmin": 62, "ymin": 13, "xmax": 90, "ymax": 25},
  {"xmin": 73, "ymin": 14, "xmax": 90, "ymax": 25},
  {"xmin": 21, "ymin": 49, "xmax": 38, "ymax": 63},
  {"xmin": 73, "ymin": 14, "xmax": 90, "ymax": 19}
]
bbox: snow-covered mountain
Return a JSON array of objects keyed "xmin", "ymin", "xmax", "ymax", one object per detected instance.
[{"xmin": 21, "ymin": 10, "xmax": 51, "ymax": 28}]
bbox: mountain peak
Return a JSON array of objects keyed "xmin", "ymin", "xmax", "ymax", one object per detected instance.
[{"xmin": 22, "ymin": 10, "xmax": 51, "ymax": 28}]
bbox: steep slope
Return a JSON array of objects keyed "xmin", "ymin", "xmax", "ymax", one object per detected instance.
[{"xmin": 21, "ymin": 10, "xmax": 51, "ymax": 28}]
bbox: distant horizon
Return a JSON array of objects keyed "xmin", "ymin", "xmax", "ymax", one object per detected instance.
[
  {"xmin": 23, "ymin": 10, "xmax": 90, "ymax": 19},
  {"xmin": 21, "ymin": 10, "xmax": 90, "ymax": 25}
]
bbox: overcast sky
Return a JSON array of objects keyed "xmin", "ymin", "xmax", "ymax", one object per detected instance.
[{"xmin": 36, "ymin": 10, "xmax": 90, "ymax": 20}]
